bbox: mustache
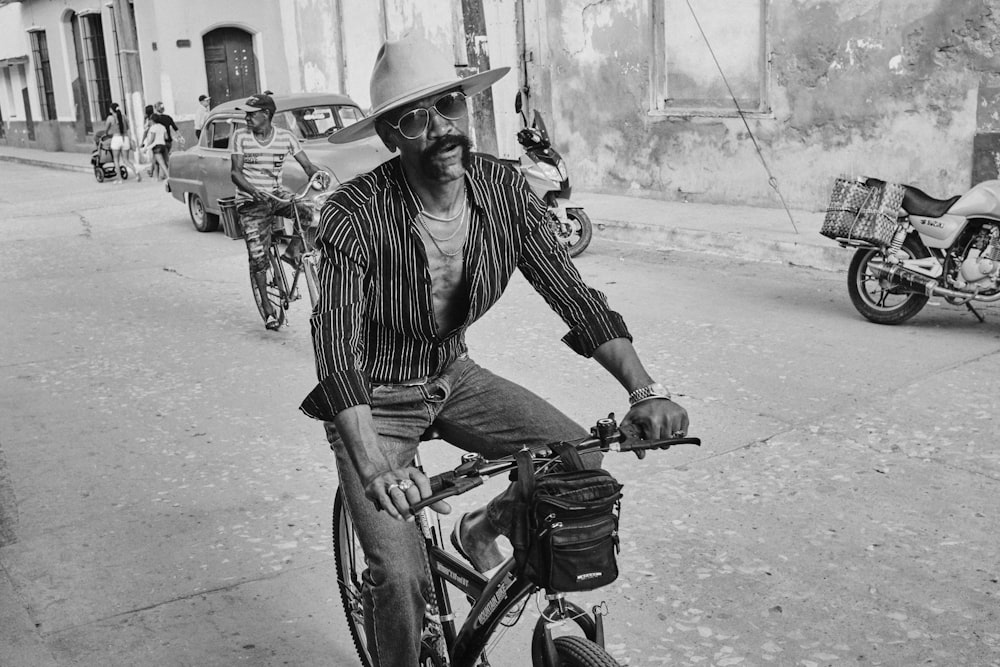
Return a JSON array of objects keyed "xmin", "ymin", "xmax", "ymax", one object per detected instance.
[{"xmin": 423, "ymin": 134, "xmax": 472, "ymax": 159}]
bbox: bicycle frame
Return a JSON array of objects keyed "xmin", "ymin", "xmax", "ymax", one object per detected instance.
[
  {"xmin": 265, "ymin": 179, "xmax": 327, "ymax": 311},
  {"xmin": 336, "ymin": 420, "xmax": 698, "ymax": 666},
  {"xmin": 414, "ymin": 505, "xmax": 604, "ymax": 667}
]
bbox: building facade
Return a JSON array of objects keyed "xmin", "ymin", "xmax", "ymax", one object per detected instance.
[{"xmin": 0, "ymin": 0, "xmax": 997, "ymax": 210}]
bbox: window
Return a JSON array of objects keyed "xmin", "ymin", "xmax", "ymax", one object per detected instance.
[
  {"xmin": 275, "ymin": 104, "xmax": 368, "ymax": 140},
  {"xmin": 29, "ymin": 30, "xmax": 57, "ymax": 121},
  {"xmin": 651, "ymin": 0, "xmax": 768, "ymax": 115},
  {"xmin": 339, "ymin": 106, "xmax": 364, "ymax": 127},
  {"xmin": 78, "ymin": 13, "xmax": 113, "ymax": 124},
  {"xmin": 206, "ymin": 119, "xmax": 244, "ymax": 149}
]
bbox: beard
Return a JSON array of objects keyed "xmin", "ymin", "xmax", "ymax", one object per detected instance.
[{"xmin": 419, "ymin": 134, "xmax": 473, "ymax": 180}]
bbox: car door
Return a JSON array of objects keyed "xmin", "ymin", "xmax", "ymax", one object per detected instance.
[{"xmin": 202, "ymin": 117, "xmax": 241, "ymax": 212}]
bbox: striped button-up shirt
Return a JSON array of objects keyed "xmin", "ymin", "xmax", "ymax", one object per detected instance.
[{"xmin": 299, "ymin": 154, "xmax": 631, "ymax": 421}]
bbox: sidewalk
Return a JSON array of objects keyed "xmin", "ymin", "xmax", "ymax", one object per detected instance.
[{"xmin": 0, "ymin": 144, "xmax": 843, "ymax": 272}]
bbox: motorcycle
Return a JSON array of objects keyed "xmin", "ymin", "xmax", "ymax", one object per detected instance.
[
  {"xmin": 506, "ymin": 92, "xmax": 592, "ymax": 258},
  {"xmin": 821, "ymin": 175, "xmax": 1000, "ymax": 324}
]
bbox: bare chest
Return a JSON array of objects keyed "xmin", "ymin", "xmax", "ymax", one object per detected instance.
[{"xmin": 414, "ymin": 214, "xmax": 470, "ymax": 334}]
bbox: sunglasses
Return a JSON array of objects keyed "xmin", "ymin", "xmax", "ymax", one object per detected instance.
[{"xmin": 384, "ymin": 91, "xmax": 468, "ymax": 140}]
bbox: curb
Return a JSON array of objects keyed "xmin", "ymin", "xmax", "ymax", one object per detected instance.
[
  {"xmin": 0, "ymin": 154, "xmax": 90, "ymax": 174},
  {"xmin": 590, "ymin": 217, "xmax": 848, "ymax": 273}
]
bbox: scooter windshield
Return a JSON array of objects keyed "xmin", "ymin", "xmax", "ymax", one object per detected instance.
[{"xmin": 532, "ymin": 110, "xmax": 550, "ymax": 142}]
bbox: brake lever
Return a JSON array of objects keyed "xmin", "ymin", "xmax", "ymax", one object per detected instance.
[
  {"xmin": 617, "ymin": 422, "xmax": 646, "ymax": 459},
  {"xmin": 617, "ymin": 431, "xmax": 701, "ymax": 457}
]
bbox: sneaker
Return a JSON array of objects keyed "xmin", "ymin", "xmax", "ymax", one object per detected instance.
[{"xmin": 264, "ymin": 313, "xmax": 280, "ymax": 330}]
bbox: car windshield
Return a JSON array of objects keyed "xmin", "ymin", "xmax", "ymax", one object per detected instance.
[{"xmin": 274, "ymin": 105, "xmax": 367, "ymax": 140}]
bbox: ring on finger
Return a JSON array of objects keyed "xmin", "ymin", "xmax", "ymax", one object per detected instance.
[
  {"xmin": 397, "ymin": 479, "xmax": 413, "ymax": 492},
  {"xmin": 671, "ymin": 430, "xmax": 686, "ymax": 438},
  {"xmin": 387, "ymin": 482, "xmax": 401, "ymax": 493}
]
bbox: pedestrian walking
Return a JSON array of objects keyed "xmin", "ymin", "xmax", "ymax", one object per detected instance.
[
  {"xmin": 103, "ymin": 102, "xmax": 142, "ymax": 184},
  {"xmin": 153, "ymin": 101, "xmax": 184, "ymax": 165},
  {"xmin": 194, "ymin": 94, "xmax": 211, "ymax": 140}
]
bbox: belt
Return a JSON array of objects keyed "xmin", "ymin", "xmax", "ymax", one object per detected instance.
[
  {"xmin": 372, "ymin": 376, "xmax": 432, "ymax": 388},
  {"xmin": 370, "ymin": 353, "xmax": 468, "ymax": 388}
]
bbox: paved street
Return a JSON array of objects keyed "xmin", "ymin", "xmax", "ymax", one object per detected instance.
[{"xmin": 1, "ymin": 162, "xmax": 998, "ymax": 666}]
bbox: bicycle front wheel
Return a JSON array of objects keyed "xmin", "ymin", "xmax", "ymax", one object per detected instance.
[
  {"xmin": 552, "ymin": 636, "xmax": 620, "ymax": 666},
  {"xmin": 333, "ymin": 491, "xmax": 375, "ymax": 667},
  {"xmin": 250, "ymin": 246, "xmax": 287, "ymax": 329},
  {"xmin": 554, "ymin": 636, "xmax": 621, "ymax": 667}
]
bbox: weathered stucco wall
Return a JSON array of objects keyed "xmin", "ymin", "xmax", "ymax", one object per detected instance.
[{"xmin": 539, "ymin": 0, "xmax": 1000, "ymax": 209}]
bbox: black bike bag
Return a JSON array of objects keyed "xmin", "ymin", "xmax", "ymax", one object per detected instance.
[{"xmin": 511, "ymin": 443, "xmax": 623, "ymax": 592}]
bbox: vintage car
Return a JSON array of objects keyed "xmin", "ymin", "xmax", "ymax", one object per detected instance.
[{"xmin": 167, "ymin": 92, "xmax": 392, "ymax": 232}]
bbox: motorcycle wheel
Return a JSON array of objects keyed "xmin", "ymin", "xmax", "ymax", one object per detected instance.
[
  {"xmin": 847, "ymin": 235, "xmax": 930, "ymax": 325},
  {"xmin": 551, "ymin": 208, "xmax": 593, "ymax": 258}
]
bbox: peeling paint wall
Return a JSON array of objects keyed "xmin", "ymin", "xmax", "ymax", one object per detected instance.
[
  {"xmin": 335, "ymin": 0, "xmax": 460, "ymax": 112},
  {"xmin": 534, "ymin": 0, "xmax": 1000, "ymax": 209}
]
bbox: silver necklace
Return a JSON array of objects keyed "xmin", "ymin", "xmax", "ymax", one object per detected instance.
[
  {"xmin": 420, "ymin": 193, "xmax": 467, "ymax": 225},
  {"xmin": 417, "ymin": 194, "xmax": 467, "ymax": 242},
  {"xmin": 417, "ymin": 206, "xmax": 468, "ymax": 257}
]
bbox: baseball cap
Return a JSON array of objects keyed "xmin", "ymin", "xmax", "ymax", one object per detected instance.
[
  {"xmin": 198, "ymin": 94, "xmax": 209, "ymax": 102},
  {"xmin": 236, "ymin": 93, "xmax": 276, "ymax": 113}
]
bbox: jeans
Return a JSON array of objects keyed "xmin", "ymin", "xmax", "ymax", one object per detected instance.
[
  {"xmin": 238, "ymin": 191, "xmax": 311, "ymax": 273},
  {"xmin": 325, "ymin": 354, "xmax": 593, "ymax": 667}
]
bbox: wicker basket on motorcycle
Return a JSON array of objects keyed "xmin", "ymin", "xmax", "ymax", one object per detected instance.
[{"xmin": 820, "ymin": 177, "xmax": 904, "ymax": 246}]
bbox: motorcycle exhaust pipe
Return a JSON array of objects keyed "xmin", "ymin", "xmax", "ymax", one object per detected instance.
[
  {"xmin": 867, "ymin": 261, "xmax": 1000, "ymax": 302},
  {"xmin": 867, "ymin": 262, "xmax": 938, "ymax": 295}
]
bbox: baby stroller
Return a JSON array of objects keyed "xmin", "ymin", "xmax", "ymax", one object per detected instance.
[{"xmin": 90, "ymin": 133, "xmax": 128, "ymax": 182}]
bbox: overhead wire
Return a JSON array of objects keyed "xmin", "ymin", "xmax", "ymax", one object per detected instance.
[{"xmin": 685, "ymin": 0, "xmax": 799, "ymax": 233}]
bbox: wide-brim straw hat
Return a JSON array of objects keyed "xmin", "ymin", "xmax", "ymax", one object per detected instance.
[{"xmin": 329, "ymin": 33, "xmax": 509, "ymax": 144}]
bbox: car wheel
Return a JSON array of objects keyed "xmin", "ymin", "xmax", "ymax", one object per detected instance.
[{"xmin": 188, "ymin": 192, "xmax": 220, "ymax": 233}]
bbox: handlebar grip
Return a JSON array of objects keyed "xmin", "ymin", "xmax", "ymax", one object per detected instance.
[
  {"xmin": 409, "ymin": 476, "xmax": 484, "ymax": 515},
  {"xmin": 429, "ymin": 471, "xmax": 454, "ymax": 494},
  {"xmin": 619, "ymin": 436, "xmax": 701, "ymax": 451}
]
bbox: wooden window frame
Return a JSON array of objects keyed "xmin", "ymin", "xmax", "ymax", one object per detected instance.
[
  {"xmin": 649, "ymin": 0, "xmax": 771, "ymax": 118},
  {"xmin": 28, "ymin": 29, "xmax": 57, "ymax": 121}
]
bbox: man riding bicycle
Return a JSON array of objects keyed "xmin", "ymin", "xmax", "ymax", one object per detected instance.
[
  {"xmin": 230, "ymin": 93, "xmax": 326, "ymax": 330},
  {"xmin": 299, "ymin": 34, "xmax": 689, "ymax": 666}
]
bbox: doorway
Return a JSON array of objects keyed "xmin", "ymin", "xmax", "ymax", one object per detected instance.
[{"xmin": 203, "ymin": 28, "xmax": 258, "ymax": 106}]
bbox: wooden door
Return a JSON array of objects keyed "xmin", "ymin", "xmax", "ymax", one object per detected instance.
[{"xmin": 203, "ymin": 28, "xmax": 258, "ymax": 106}]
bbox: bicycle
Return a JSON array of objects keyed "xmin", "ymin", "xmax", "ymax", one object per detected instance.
[
  {"xmin": 332, "ymin": 415, "xmax": 700, "ymax": 666},
  {"xmin": 247, "ymin": 171, "xmax": 332, "ymax": 329}
]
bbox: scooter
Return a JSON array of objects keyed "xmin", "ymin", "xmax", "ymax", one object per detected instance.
[
  {"xmin": 509, "ymin": 93, "xmax": 592, "ymax": 258},
  {"xmin": 821, "ymin": 175, "xmax": 1000, "ymax": 324}
]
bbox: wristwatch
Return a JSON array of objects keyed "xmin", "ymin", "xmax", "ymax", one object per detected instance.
[{"xmin": 628, "ymin": 382, "xmax": 672, "ymax": 406}]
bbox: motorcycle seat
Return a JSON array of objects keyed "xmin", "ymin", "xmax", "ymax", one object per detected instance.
[{"xmin": 865, "ymin": 177, "xmax": 960, "ymax": 217}]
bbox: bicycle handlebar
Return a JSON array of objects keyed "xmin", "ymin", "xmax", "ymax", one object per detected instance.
[
  {"xmin": 258, "ymin": 170, "xmax": 332, "ymax": 205},
  {"xmin": 408, "ymin": 416, "xmax": 700, "ymax": 515}
]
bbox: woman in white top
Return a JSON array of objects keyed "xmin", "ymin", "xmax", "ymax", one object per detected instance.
[
  {"xmin": 141, "ymin": 118, "xmax": 169, "ymax": 180},
  {"xmin": 103, "ymin": 102, "xmax": 142, "ymax": 183}
]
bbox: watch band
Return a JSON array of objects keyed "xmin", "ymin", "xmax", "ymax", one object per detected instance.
[{"xmin": 628, "ymin": 382, "xmax": 672, "ymax": 406}]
